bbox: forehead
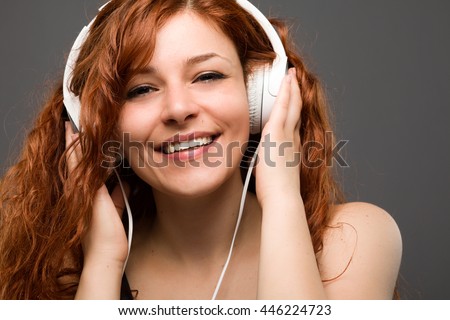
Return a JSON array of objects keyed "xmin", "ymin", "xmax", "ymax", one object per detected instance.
[{"xmin": 151, "ymin": 11, "xmax": 239, "ymax": 65}]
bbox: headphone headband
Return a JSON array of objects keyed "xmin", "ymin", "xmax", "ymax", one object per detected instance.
[
  {"xmin": 63, "ymin": 0, "xmax": 288, "ymax": 132},
  {"xmin": 236, "ymin": 0, "xmax": 287, "ymax": 96}
]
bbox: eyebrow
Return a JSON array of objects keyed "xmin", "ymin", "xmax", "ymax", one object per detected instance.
[
  {"xmin": 132, "ymin": 53, "xmax": 231, "ymax": 76},
  {"xmin": 186, "ymin": 52, "xmax": 232, "ymax": 66}
]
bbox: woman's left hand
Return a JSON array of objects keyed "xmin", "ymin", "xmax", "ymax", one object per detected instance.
[
  {"xmin": 255, "ymin": 67, "xmax": 302, "ymax": 206},
  {"xmin": 255, "ymin": 68, "xmax": 327, "ymax": 299}
]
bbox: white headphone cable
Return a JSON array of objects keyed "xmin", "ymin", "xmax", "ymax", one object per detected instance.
[
  {"xmin": 116, "ymin": 147, "xmax": 258, "ymax": 297},
  {"xmin": 114, "ymin": 168, "xmax": 134, "ymax": 275},
  {"xmin": 211, "ymin": 147, "xmax": 259, "ymax": 300}
]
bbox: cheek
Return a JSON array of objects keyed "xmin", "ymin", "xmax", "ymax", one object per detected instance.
[
  {"xmin": 213, "ymin": 89, "xmax": 250, "ymax": 136},
  {"xmin": 231, "ymin": 96, "xmax": 250, "ymax": 140},
  {"xmin": 117, "ymin": 106, "xmax": 158, "ymax": 167},
  {"xmin": 118, "ymin": 105, "xmax": 157, "ymax": 141},
  {"xmin": 214, "ymin": 93, "xmax": 250, "ymax": 166}
]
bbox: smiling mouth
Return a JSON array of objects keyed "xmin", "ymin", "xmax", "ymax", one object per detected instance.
[{"xmin": 161, "ymin": 135, "xmax": 218, "ymax": 154}]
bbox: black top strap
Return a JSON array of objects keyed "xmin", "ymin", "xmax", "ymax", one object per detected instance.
[{"xmin": 120, "ymin": 274, "xmax": 134, "ymax": 300}]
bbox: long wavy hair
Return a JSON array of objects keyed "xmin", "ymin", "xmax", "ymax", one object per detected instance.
[{"xmin": 0, "ymin": 0, "xmax": 343, "ymax": 299}]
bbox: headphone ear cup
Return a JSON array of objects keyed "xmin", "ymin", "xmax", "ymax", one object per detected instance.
[
  {"xmin": 248, "ymin": 64, "xmax": 281, "ymax": 135},
  {"xmin": 247, "ymin": 67, "xmax": 265, "ymax": 134}
]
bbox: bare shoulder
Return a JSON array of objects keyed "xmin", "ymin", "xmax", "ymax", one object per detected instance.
[
  {"xmin": 317, "ymin": 202, "xmax": 403, "ymax": 299},
  {"xmin": 329, "ymin": 202, "xmax": 402, "ymax": 241}
]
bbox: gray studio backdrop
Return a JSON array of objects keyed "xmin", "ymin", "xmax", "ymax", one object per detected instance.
[{"xmin": 1, "ymin": 0, "xmax": 449, "ymax": 299}]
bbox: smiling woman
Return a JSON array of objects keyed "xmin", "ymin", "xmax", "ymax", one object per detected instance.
[
  {"xmin": 0, "ymin": 0, "xmax": 401, "ymax": 300},
  {"xmin": 119, "ymin": 12, "xmax": 249, "ymax": 199}
]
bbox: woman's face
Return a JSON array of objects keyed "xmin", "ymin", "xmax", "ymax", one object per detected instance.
[{"xmin": 118, "ymin": 11, "xmax": 249, "ymax": 198}]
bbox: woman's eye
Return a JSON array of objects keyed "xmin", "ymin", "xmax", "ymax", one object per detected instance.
[
  {"xmin": 195, "ymin": 72, "xmax": 225, "ymax": 83},
  {"xmin": 126, "ymin": 85, "xmax": 156, "ymax": 99}
]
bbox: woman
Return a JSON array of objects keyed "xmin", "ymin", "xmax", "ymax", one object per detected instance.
[{"xmin": 0, "ymin": 0, "xmax": 402, "ymax": 299}]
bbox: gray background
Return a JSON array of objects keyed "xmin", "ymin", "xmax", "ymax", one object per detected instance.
[{"xmin": 0, "ymin": 0, "xmax": 449, "ymax": 299}]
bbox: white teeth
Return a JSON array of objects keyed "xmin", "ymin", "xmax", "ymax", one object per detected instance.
[{"xmin": 163, "ymin": 136, "xmax": 214, "ymax": 154}]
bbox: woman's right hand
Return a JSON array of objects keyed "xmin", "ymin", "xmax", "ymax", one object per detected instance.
[
  {"xmin": 65, "ymin": 121, "xmax": 129, "ymax": 299},
  {"xmin": 82, "ymin": 185, "xmax": 129, "ymax": 270}
]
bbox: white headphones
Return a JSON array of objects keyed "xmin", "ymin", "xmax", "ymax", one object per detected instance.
[
  {"xmin": 63, "ymin": 0, "xmax": 288, "ymax": 299},
  {"xmin": 63, "ymin": 0, "xmax": 288, "ymax": 134}
]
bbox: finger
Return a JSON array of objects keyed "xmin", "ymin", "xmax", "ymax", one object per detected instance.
[
  {"xmin": 65, "ymin": 121, "xmax": 74, "ymax": 148},
  {"xmin": 266, "ymin": 70, "xmax": 292, "ymax": 129},
  {"xmin": 286, "ymin": 68, "xmax": 302, "ymax": 132},
  {"xmin": 110, "ymin": 182, "xmax": 131, "ymax": 218}
]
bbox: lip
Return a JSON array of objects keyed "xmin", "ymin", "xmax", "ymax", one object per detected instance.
[
  {"xmin": 153, "ymin": 131, "xmax": 221, "ymax": 162},
  {"xmin": 155, "ymin": 131, "xmax": 220, "ymax": 151}
]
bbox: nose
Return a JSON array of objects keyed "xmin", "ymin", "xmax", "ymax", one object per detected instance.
[{"xmin": 160, "ymin": 84, "xmax": 199, "ymax": 125}]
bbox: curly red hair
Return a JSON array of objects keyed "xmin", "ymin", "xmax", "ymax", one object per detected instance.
[{"xmin": 0, "ymin": 0, "xmax": 343, "ymax": 299}]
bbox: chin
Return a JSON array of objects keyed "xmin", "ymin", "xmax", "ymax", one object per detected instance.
[
  {"xmin": 154, "ymin": 178, "xmax": 227, "ymax": 200},
  {"xmin": 150, "ymin": 163, "xmax": 242, "ymax": 200}
]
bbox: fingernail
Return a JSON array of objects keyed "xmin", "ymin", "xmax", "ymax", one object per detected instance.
[{"xmin": 290, "ymin": 67, "xmax": 297, "ymax": 76}]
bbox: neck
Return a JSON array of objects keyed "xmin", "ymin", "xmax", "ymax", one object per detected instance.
[{"xmin": 149, "ymin": 171, "xmax": 245, "ymax": 264}]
